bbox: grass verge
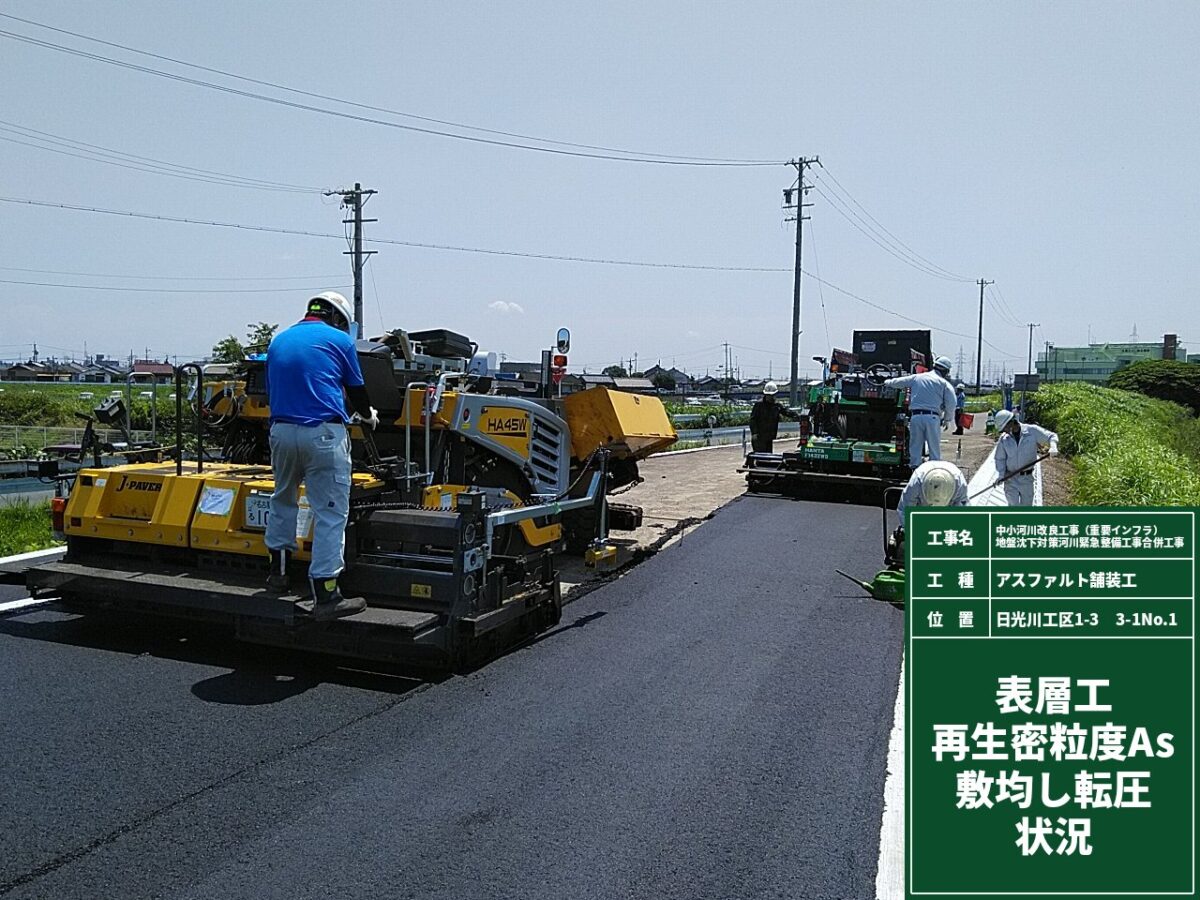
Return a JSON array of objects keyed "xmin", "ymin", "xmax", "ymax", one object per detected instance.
[
  {"xmin": 0, "ymin": 500, "xmax": 59, "ymax": 556},
  {"xmin": 1030, "ymin": 383, "xmax": 1200, "ymax": 505}
]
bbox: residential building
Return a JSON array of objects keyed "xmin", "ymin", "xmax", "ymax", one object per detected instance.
[{"xmin": 132, "ymin": 360, "xmax": 175, "ymax": 383}]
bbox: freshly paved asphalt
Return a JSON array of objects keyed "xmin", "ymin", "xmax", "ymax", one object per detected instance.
[{"xmin": 0, "ymin": 495, "xmax": 903, "ymax": 899}]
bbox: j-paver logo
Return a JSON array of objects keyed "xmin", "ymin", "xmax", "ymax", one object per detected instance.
[{"xmin": 115, "ymin": 475, "xmax": 163, "ymax": 493}]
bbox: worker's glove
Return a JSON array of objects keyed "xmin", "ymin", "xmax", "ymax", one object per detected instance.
[
  {"xmin": 366, "ymin": 406, "xmax": 380, "ymax": 430},
  {"xmin": 1049, "ymin": 440, "xmax": 1059, "ymax": 457},
  {"xmin": 942, "ymin": 420, "xmax": 950, "ymax": 431}
]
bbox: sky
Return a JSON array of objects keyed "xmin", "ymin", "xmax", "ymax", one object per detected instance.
[{"xmin": 1, "ymin": 1, "xmax": 1197, "ymax": 382}]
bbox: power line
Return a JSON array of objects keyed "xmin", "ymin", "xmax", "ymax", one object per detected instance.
[
  {"xmin": 2, "ymin": 193, "xmax": 1023, "ymax": 357},
  {"xmin": 0, "ymin": 277, "xmax": 352, "ymax": 294},
  {"xmin": 0, "ymin": 12, "xmax": 780, "ymax": 166},
  {"xmin": 729, "ymin": 343, "xmax": 789, "ymax": 355},
  {"xmin": 0, "ymin": 119, "xmax": 322, "ymax": 193},
  {"xmin": 816, "ymin": 164, "xmax": 972, "ymax": 281},
  {"xmin": 810, "ymin": 181, "xmax": 974, "ymax": 283},
  {"xmin": 0, "ymin": 265, "xmax": 344, "ymax": 281},
  {"xmin": 0, "ymin": 196, "xmax": 791, "ymax": 271},
  {"xmin": 984, "ymin": 285, "xmax": 1022, "ymax": 328},
  {"xmin": 0, "ymin": 22, "xmax": 781, "ymax": 168},
  {"xmin": 801, "ymin": 268, "xmax": 1020, "ymax": 358},
  {"xmin": 987, "ymin": 291, "xmax": 1024, "ymax": 330},
  {"xmin": 806, "ymin": 218, "xmax": 833, "ymax": 350}
]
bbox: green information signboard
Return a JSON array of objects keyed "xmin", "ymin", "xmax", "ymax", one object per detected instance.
[{"xmin": 906, "ymin": 509, "xmax": 1198, "ymax": 899}]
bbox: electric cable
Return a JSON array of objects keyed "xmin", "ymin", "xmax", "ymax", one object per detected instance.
[
  {"xmin": 816, "ymin": 164, "xmax": 973, "ymax": 282},
  {"xmin": 0, "ymin": 278, "xmax": 352, "ymax": 294},
  {"xmin": 0, "ymin": 120, "xmax": 321, "ymax": 192},
  {"xmin": 0, "ymin": 265, "xmax": 344, "ymax": 281},
  {"xmin": 0, "ymin": 23, "xmax": 781, "ymax": 167},
  {"xmin": 0, "ymin": 12, "xmax": 780, "ymax": 165}
]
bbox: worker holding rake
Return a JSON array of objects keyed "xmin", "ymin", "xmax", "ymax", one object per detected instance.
[{"xmin": 994, "ymin": 410, "xmax": 1059, "ymax": 506}]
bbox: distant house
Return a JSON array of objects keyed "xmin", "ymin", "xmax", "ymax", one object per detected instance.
[
  {"xmin": 54, "ymin": 362, "xmax": 87, "ymax": 381},
  {"xmin": 4, "ymin": 362, "xmax": 46, "ymax": 381},
  {"xmin": 132, "ymin": 360, "xmax": 175, "ymax": 383},
  {"xmin": 77, "ymin": 363, "xmax": 127, "ymax": 384},
  {"xmin": 642, "ymin": 364, "xmax": 693, "ymax": 393},
  {"xmin": 498, "ymin": 361, "xmax": 544, "ymax": 379},
  {"xmin": 610, "ymin": 377, "xmax": 657, "ymax": 395}
]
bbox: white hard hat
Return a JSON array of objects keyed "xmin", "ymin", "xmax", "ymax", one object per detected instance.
[
  {"xmin": 995, "ymin": 409, "xmax": 1016, "ymax": 432},
  {"xmin": 307, "ymin": 291, "xmax": 353, "ymax": 330},
  {"xmin": 956, "ymin": 382, "xmax": 966, "ymax": 391},
  {"xmin": 921, "ymin": 462, "xmax": 960, "ymax": 507},
  {"xmin": 933, "ymin": 355, "xmax": 953, "ymax": 373},
  {"xmin": 762, "ymin": 381, "xmax": 779, "ymax": 395}
]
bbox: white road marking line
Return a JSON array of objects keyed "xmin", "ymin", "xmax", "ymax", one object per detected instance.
[
  {"xmin": 875, "ymin": 654, "xmax": 905, "ymax": 900},
  {"xmin": 0, "ymin": 596, "xmax": 51, "ymax": 614}
]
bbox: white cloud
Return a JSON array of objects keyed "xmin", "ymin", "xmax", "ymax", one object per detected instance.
[{"xmin": 488, "ymin": 301, "xmax": 525, "ymax": 314}]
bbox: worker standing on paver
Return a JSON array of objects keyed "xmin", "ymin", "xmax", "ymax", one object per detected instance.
[
  {"xmin": 264, "ymin": 291, "xmax": 378, "ymax": 619},
  {"xmin": 993, "ymin": 410, "xmax": 1058, "ymax": 506},
  {"xmin": 749, "ymin": 381, "xmax": 801, "ymax": 453},
  {"xmin": 953, "ymin": 383, "xmax": 967, "ymax": 434},
  {"xmin": 884, "ymin": 356, "xmax": 957, "ymax": 467}
]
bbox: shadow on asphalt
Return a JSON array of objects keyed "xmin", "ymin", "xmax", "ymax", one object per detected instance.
[{"xmin": 0, "ymin": 606, "xmax": 439, "ymax": 699}]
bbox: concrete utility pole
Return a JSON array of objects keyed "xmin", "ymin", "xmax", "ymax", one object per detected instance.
[
  {"xmin": 975, "ymin": 279, "xmax": 993, "ymax": 393},
  {"xmin": 325, "ymin": 183, "xmax": 377, "ymax": 330},
  {"xmin": 1023, "ymin": 322, "xmax": 1039, "ymax": 410},
  {"xmin": 783, "ymin": 156, "xmax": 819, "ymax": 406}
]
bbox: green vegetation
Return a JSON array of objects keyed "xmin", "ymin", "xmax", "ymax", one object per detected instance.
[
  {"xmin": 1107, "ymin": 359, "xmax": 1200, "ymax": 415},
  {"xmin": 0, "ymin": 500, "xmax": 58, "ymax": 556},
  {"xmin": 1029, "ymin": 382, "xmax": 1200, "ymax": 506},
  {"xmin": 211, "ymin": 321, "xmax": 278, "ymax": 363},
  {"xmin": 665, "ymin": 402, "xmax": 750, "ymax": 428},
  {"xmin": 0, "ymin": 382, "xmax": 172, "ymax": 436},
  {"xmin": 965, "ymin": 392, "xmax": 1001, "ymax": 413}
]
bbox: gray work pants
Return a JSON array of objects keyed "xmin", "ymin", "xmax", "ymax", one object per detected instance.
[
  {"xmin": 1003, "ymin": 474, "xmax": 1035, "ymax": 507},
  {"xmin": 265, "ymin": 422, "xmax": 351, "ymax": 580},
  {"xmin": 908, "ymin": 413, "xmax": 942, "ymax": 467}
]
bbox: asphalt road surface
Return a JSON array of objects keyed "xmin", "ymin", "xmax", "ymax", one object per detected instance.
[{"xmin": 0, "ymin": 495, "xmax": 903, "ymax": 900}]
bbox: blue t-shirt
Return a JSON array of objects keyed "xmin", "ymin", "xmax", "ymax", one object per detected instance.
[{"xmin": 266, "ymin": 319, "xmax": 365, "ymax": 426}]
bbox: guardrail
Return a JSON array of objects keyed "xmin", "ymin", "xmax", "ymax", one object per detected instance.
[
  {"xmin": 0, "ymin": 425, "xmax": 155, "ymax": 452},
  {"xmin": 669, "ymin": 422, "xmax": 802, "ymax": 451}
]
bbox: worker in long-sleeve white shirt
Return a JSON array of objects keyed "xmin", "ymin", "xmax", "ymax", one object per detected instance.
[
  {"xmin": 896, "ymin": 460, "xmax": 970, "ymax": 519},
  {"xmin": 885, "ymin": 356, "xmax": 958, "ymax": 467},
  {"xmin": 994, "ymin": 409, "xmax": 1059, "ymax": 506}
]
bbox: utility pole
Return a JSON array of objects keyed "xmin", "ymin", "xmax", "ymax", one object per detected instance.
[
  {"xmin": 722, "ymin": 342, "xmax": 732, "ymax": 398},
  {"xmin": 325, "ymin": 183, "xmax": 377, "ymax": 331},
  {"xmin": 975, "ymin": 279, "xmax": 993, "ymax": 393},
  {"xmin": 783, "ymin": 156, "xmax": 819, "ymax": 406},
  {"xmin": 1023, "ymin": 322, "xmax": 1039, "ymax": 411}
]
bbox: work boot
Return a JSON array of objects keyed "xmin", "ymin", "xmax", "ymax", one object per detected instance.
[
  {"xmin": 265, "ymin": 548, "xmax": 290, "ymax": 594},
  {"xmin": 306, "ymin": 577, "xmax": 367, "ymax": 621}
]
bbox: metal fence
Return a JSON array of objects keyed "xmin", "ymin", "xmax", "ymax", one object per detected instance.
[{"xmin": 0, "ymin": 425, "xmax": 155, "ymax": 452}]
